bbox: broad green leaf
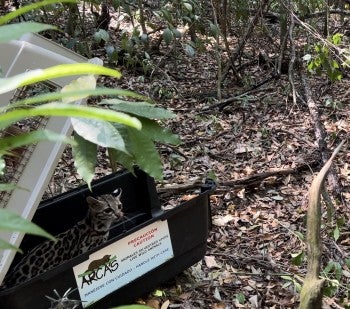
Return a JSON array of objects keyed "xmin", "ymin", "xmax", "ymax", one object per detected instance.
[
  {"xmin": 108, "ymin": 148, "xmax": 134, "ymax": 174},
  {"xmin": 94, "ymin": 29, "xmax": 109, "ymax": 43},
  {"xmin": 139, "ymin": 118, "xmax": 180, "ymax": 145},
  {"xmin": 0, "ymin": 129, "xmax": 74, "ymax": 154},
  {"xmin": 0, "ymin": 183, "xmax": 17, "ymax": 191},
  {"xmin": 183, "ymin": 2, "xmax": 192, "ymax": 11},
  {"xmin": 0, "ymin": 0, "xmax": 76, "ymax": 25},
  {"xmin": 72, "ymin": 134, "xmax": 97, "ymax": 190},
  {"xmin": 71, "ymin": 118, "xmax": 128, "ymax": 152},
  {"xmin": 0, "ymin": 22, "xmax": 56, "ymax": 43},
  {"xmin": 184, "ymin": 44, "xmax": 195, "ymax": 57},
  {"xmin": 162, "ymin": 28, "xmax": 173, "ymax": 45},
  {"xmin": 128, "ymin": 128, "xmax": 163, "ymax": 180},
  {"xmin": 0, "ymin": 208, "xmax": 55, "ymax": 241},
  {"xmin": 0, "ymin": 238, "xmax": 22, "ymax": 253},
  {"xmin": 104, "ymin": 100, "xmax": 176, "ymax": 119},
  {"xmin": 61, "ymin": 75, "xmax": 96, "ymax": 103},
  {"xmin": 0, "ymin": 103, "xmax": 142, "ymax": 130},
  {"xmin": 0, "ymin": 63, "xmax": 121, "ymax": 95},
  {"xmin": 3, "ymin": 88, "xmax": 146, "ymax": 112}
]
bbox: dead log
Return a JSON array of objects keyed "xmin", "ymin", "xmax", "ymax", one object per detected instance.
[
  {"xmin": 221, "ymin": 159, "xmax": 319, "ymax": 189},
  {"xmin": 158, "ymin": 159, "xmax": 319, "ymax": 197},
  {"xmin": 299, "ymin": 141, "xmax": 344, "ymax": 309},
  {"xmin": 301, "ymin": 74, "xmax": 342, "ymax": 197}
]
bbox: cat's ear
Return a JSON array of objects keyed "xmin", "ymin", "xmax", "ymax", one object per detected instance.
[
  {"xmin": 86, "ymin": 196, "xmax": 101, "ymax": 209},
  {"xmin": 112, "ymin": 188, "xmax": 122, "ymax": 199}
]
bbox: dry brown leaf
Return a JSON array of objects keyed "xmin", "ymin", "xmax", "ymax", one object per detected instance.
[
  {"xmin": 204, "ymin": 255, "xmax": 220, "ymax": 268},
  {"xmin": 160, "ymin": 299, "xmax": 170, "ymax": 309},
  {"xmin": 249, "ymin": 294, "xmax": 259, "ymax": 308},
  {"xmin": 212, "ymin": 214, "xmax": 235, "ymax": 226},
  {"xmin": 146, "ymin": 298, "xmax": 160, "ymax": 309},
  {"xmin": 212, "ymin": 302, "xmax": 226, "ymax": 309}
]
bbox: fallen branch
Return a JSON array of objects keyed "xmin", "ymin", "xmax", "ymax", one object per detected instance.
[
  {"xmin": 200, "ymin": 75, "xmax": 277, "ymax": 113},
  {"xmin": 299, "ymin": 141, "xmax": 344, "ymax": 309},
  {"xmin": 158, "ymin": 180, "xmax": 203, "ymax": 196},
  {"xmin": 158, "ymin": 159, "xmax": 320, "ymax": 196},
  {"xmin": 301, "ymin": 74, "xmax": 342, "ymax": 197},
  {"xmin": 221, "ymin": 160, "xmax": 318, "ymax": 189}
]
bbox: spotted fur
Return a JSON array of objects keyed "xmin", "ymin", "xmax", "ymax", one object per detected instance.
[{"xmin": 2, "ymin": 188, "xmax": 123, "ymax": 288}]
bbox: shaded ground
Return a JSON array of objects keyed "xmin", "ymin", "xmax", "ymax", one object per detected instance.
[{"xmin": 111, "ymin": 44, "xmax": 350, "ymax": 309}]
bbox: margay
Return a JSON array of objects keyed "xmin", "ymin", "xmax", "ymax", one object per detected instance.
[{"xmin": 2, "ymin": 188, "xmax": 123, "ymax": 288}]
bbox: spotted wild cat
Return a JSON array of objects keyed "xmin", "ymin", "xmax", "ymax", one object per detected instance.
[{"xmin": 2, "ymin": 188, "xmax": 123, "ymax": 288}]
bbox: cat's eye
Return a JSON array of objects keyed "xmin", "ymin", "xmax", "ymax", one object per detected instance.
[{"xmin": 103, "ymin": 209, "xmax": 114, "ymax": 214}]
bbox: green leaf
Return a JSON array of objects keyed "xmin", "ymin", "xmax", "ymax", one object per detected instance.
[
  {"xmin": 61, "ymin": 75, "xmax": 97, "ymax": 103},
  {"xmin": 235, "ymin": 293, "xmax": 246, "ymax": 304},
  {"xmin": 0, "ymin": 103, "xmax": 142, "ymax": 130},
  {"xmin": 0, "ymin": 0, "xmax": 76, "ymax": 25},
  {"xmin": 294, "ymin": 231, "xmax": 304, "ymax": 241},
  {"xmin": 3, "ymin": 88, "xmax": 146, "ymax": 112},
  {"xmin": 345, "ymin": 258, "xmax": 350, "ymax": 268},
  {"xmin": 291, "ymin": 251, "xmax": 305, "ymax": 266},
  {"xmin": 108, "ymin": 147, "xmax": 134, "ymax": 174},
  {"xmin": 72, "ymin": 134, "xmax": 97, "ymax": 190},
  {"xmin": 0, "ymin": 238, "xmax": 22, "ymax": 253},
  {"xmin": 153, "ymin": 289, "xmax": 165, "ymax": 297},
  {"xmin": 104, "ymin": 100, "xmax": 176, "ymax": 119},
  {"xmin": 94, "ymin": 29, "xmax": 110, "ymax": 43},
  {"xmin": 332, "ymin": 33, "xmax": 343, "ymax": 45},
  {"xmin": 0, "ymin": 129, "xmax": 74, "ymax": 154},
  {"xmin": 0, "ymin": 63, "xmax": 121, "ymax": 95},
  {"xmin": 139, "ymin": 118, "xmax": 180, "ymax": 145},
  {"xmin": 333, "ymin": 225, "xmax": 340, "ymax": 242},
  {"xmin": 0, "ymin": 208, "xmax": 55, "ymax": 241},
  {"xmin": 184, "ymin": 43, "xmax": 195, "ymax": 57},
  {"xmin": 209, "ymin": 22, "xmax": 219, "ymax": 38},
  {"xmin": 128, "ymin": 128, "xmax": 163, "ymax": 180},
  {"xmin": 162, "ymin": 28, "xmax": 173, "ymax": 45},
  {"xmin": 72, "ymin": 118, "xmax": 128, "ymax": 153},
  {"xmin": 183, "ymin": 2, "xmax": 193, "ymax": 11},
  {"xmin": 0, "ymin": 22, "xmax": 56, "ymax": 43}
]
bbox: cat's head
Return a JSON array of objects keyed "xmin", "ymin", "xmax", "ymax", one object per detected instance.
[{"xmin": 86, "ymin": 188, "xmax": 124, "ymax": 226}]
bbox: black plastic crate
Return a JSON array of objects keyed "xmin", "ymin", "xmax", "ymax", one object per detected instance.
[{"xmin": 0, "ymin": 169, "xmax": 215, "ymax": 308}]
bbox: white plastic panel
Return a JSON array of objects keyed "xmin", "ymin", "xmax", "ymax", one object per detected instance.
[{"xmin": 0, "ymin": 33, "xmax": 87, "ymax": 283}]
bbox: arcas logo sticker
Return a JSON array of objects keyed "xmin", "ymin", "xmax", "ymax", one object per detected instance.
[
  {"xmin": 73, "ymin": 220, "xmax": 173, "ymax": 308},
  {"xmin": 78, "ymin": 255, "xmax": 119, "ymax": 288}
]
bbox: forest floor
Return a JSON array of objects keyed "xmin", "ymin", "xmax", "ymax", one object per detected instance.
[
  {"xmin": 3, "ymin": 1, "xmax": 350, "ymax": 308},
  {"xmin": 96, "ymin": 38, "xmax": 350, "ymax": 308},
  {"xmin": 103, "ymin": 28, "xmax": 350, "ymax": 309}
]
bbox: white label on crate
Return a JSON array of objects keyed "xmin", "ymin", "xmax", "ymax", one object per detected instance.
[{"xmin": 73, "ymin": 220, "xmax": 174, "ymax": 307}]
